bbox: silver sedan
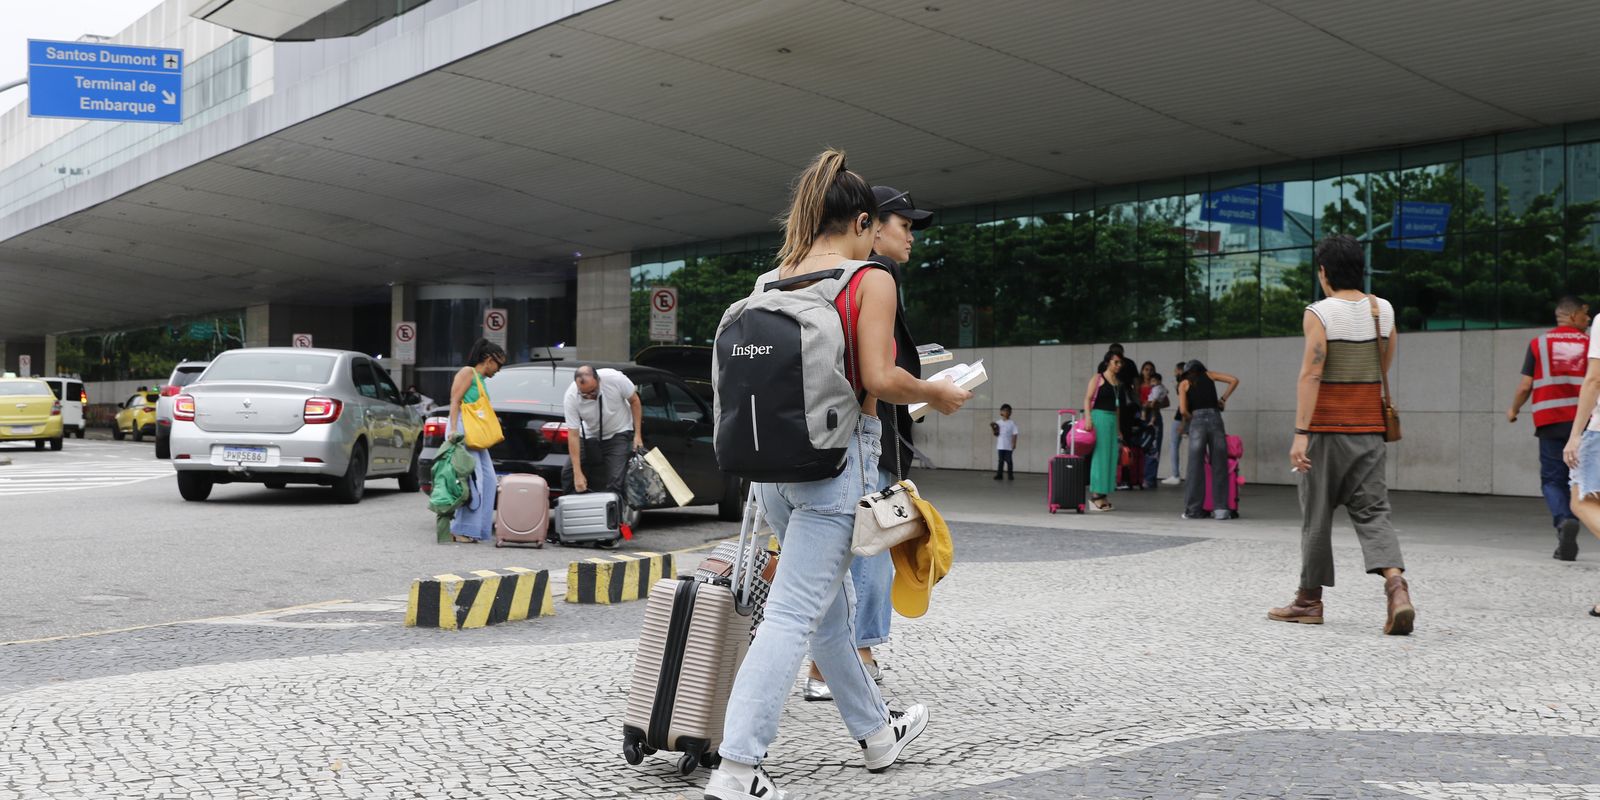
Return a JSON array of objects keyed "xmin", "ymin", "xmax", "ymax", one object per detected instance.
[{"xmin": 168, "ymin": 348, "xmax": 423, "ymax": 503}]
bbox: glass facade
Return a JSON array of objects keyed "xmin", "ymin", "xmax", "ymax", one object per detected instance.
[{"xmin": 631, "ymin": 121, "xmax": 1600, "ymax": 353}]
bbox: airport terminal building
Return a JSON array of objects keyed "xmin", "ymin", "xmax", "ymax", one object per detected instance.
[{"xmin": 5, "ymin": 0, "xmax": 1600, "ymax": 496}]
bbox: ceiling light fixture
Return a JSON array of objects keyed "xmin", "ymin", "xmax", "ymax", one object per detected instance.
[{"xmin": 777, "ymin": 47, "xmax": 791, "ymax": 54}]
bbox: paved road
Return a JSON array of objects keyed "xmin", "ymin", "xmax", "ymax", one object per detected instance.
[
  {"xmin": 0, "ymin": 438, "xmax": 738, "ymax": 642},
  {"xmin": 0, "ymin": 439, "xmax": 170, "ymax": 497}
]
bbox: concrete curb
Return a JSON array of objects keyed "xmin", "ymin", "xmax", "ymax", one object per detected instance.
[
  {"xmin": 566, "ymin": 551, "xmax": 675, "ymax": 605},
  {"xmin": 406, "ymin": 567, "xmax": 553, "ymax": 630}
]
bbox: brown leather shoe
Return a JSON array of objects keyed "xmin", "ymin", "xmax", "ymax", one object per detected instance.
[
  {"xmin": 1383, "ymin": 575, "xmax": 1415, "ymax": 636},
  {"xmin": 1267, "ymin": 587, "xmax": 1324, "ymax": 624}
]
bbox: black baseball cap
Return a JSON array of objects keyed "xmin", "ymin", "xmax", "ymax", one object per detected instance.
[{"xmin": 873, "ymin": 185, "xmax": 934, "ymax": 230}]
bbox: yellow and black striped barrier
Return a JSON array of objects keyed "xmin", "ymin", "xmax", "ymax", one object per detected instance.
[
  {"xmin": 407, "ymin": 567, "xmax": 554, "ymax": 630},
  {"xmin": 566, "ymin": 551, "xmax": 676, "ymax": 604}
]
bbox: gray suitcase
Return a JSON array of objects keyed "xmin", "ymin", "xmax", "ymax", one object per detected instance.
[
  {"xmin": 622, "ymin": 487, "xmax": 764, "ymax": 775},
  {"xmin": 554, "ymin": 491, "xmax": 622, "ymax": 546}
]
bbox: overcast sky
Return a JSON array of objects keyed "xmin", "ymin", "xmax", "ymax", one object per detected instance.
[{"xmin": 1, "ymin": 0, "xmax": 162, "ymax": 113}]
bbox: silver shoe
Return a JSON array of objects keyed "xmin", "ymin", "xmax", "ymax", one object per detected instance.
[
  {"xmin": 864, "ymin": 660, "xmax": 884, "ymax": 684},
  {"xmin": 802, "ymin": 677, "xmax": 833, "ymax": 702}
]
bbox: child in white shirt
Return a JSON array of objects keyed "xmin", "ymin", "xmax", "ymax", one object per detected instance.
[{"xmin": 993, "ymin": 404, "xmax": 1020, "ymax": 480}]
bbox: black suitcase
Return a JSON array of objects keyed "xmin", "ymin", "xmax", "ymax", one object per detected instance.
[{"xmin": 1049, "ymin": 410, "xmax": 1088, "ymax": 514}]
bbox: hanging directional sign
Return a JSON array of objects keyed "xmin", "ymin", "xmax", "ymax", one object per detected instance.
[{"xmin": 27, "ymin": 39, "xmax": 184, "ymax": 124}]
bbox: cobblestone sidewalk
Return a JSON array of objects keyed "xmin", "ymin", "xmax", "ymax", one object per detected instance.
[{"xmin": 3, "ymin": 529, "xmax": 1598, "ymax": 799}]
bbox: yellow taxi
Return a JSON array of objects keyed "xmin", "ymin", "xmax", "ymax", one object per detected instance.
[
  {"xmin": 114, "ymin": 390, "xmax": 160, "ymax": 442},
  {"xmin": 0, "ymin": 375, "xmax": 65, "ymax": 451}
]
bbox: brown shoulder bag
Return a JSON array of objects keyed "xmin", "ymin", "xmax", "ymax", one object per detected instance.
[{"xmin": 1369, "ymin": 296, "xmax": 1402, "ymax": 442}]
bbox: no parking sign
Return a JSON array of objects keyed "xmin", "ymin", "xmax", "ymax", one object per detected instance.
[
  {"xmin": 393, "ymin": 322, "xmax": 417, "ymax": 365},
  {"xmin": 649, "ymin": 287, "xmax": 677, "ymax": 342},
  {"xmin": 292, "ymin": 333, "xmax": 314, "ymax": 349},
  {"xmin": 483, "ymin": 308, "xmax": 508, "ymax": 350}
]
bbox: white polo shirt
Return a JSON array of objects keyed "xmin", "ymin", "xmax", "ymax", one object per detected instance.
[{"xmin": 563, "ymin": 368, "xmax": 637, "ymax": 439}]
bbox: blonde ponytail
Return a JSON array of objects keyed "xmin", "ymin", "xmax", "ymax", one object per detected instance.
[{"xmin": 776, "ymin": 149, "xmax": 858, "ymax": 268}]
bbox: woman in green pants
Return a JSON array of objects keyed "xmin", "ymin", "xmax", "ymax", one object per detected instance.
[{"xmin": 1081, "ymin": 352, "xmax": 1127, "ymax": 511}]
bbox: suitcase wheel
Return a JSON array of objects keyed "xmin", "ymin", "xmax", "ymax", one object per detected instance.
[
  {"xmin": 623, "ymin": 740, "xmax": 643, "ymax": 766},
  {"xmin": 493, "ymin": 539, "xmax": 503, "ymax": 548},
  {"xmin": 677, "ymin": 753, "xmax": 699, "ymax": 776},
  {"xmin": 596, "ymin": 537, "xmax": 622, "ymax": 550},
  {"xmin": 700, "ymin": 751, "xmax": 721, "ymax": 770}
]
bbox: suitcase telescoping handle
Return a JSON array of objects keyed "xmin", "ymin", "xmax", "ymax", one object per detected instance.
[
  {"xmin": 730, "ymin": 482, "xmax": 765, "ymax": 617},
  {"xmin": 1058, "ymin": 408, "xmax": 1080, "ymax": 457}
]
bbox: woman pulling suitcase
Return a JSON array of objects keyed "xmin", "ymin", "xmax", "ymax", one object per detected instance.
[
  {"xmin": 702, "ymin": 150, "xmax": 971, "ymax": 800},
  {"xmin": 445, "ymin": 338, "xmax": 506, "ymax": 543}
]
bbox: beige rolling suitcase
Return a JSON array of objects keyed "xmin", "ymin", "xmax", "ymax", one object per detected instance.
[{"xmin": 621, "ymin": 486, "xmax": 765, "ymax": 775}]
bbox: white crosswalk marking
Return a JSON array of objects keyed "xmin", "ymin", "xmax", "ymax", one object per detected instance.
[{"xmin": 0, "ymin": 455, "xmax": 172, "ymax": 496}]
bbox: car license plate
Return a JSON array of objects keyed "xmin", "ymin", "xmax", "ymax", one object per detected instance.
[
  {"xmin": 222, "ymin": 446, "xmax": 267, "ymax": 464},
  {"xmin": 8, "ymin": 426, "xmax": 33, "ymax": 435}
]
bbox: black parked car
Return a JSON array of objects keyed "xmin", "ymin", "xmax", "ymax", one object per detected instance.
[{"xmin": 418, "ymin": 361, "xmax": 743, "ymax": 522}]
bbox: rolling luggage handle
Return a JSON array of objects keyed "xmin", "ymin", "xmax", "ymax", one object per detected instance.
[{"xmin": 729, "ymin": 483, "xmax": 766, "ymax": 617}]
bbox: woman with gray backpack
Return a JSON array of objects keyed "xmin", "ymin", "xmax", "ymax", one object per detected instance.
[{"xmin": 701, "ymin": 149, "xmax": 971, "ymax": 800}]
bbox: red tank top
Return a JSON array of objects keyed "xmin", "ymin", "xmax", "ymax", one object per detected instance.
[{"xmin": 833, "ymin": 267, "xmax": 894, "ymax": 392}]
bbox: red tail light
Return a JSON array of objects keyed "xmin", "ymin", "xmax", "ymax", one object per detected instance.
[
  {"xmin": 174, "ymin": 395, "xmax": 196, "ymax": 421},
  {"xmin": 540, "ymin": 421, "xmax": 569, "ymax": 445},
  {"xmin": 304, "ymin": 397, "xmax": 342, "ymax": 424},
  {"xmin": 79, "ymin": 390, "xmax": 88, "ymax": 404},
  {"xmin": 423, "ymin": 419, "xmax": 446, "ymax": 439},
  {"xmin": 160, "ymin": 385, "xmax": 181, "ymax": 397},
  {"xmin": 50, "ymin": 401, "xmax": 61, "ymax": 416}
]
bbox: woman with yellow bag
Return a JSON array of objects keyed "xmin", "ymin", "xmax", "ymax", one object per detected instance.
[{"xmin": 447, "ymin": 338, "xmax": 507, "ymax": 543}]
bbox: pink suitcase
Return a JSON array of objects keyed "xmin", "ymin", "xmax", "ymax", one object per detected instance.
[
  {"xmin": 494, "ymin": 474, "xmax": 550, "ymax": 548},
  {"xmin": 1202, "ymin": 435, "xmax": 1245, "ymax": 515}
]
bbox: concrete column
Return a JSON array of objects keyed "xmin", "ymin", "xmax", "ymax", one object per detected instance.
[
  {"xmin": 0, "ymin": 340, "xmax": 6, "ymax": 374},
  {"xmin": 43, "ymin": 335, "xmax": 57, "ymax": 377},
  {"xmin": 575, "ymin": 252, "xmax": 633, "ymax": 362},
  {"xmin": 245, "ymin": 304, "xmax": 272, "ymax": 348},
  {"xmin": 390, "ymin": 282, "xmax": 417, "ymax": 388}
]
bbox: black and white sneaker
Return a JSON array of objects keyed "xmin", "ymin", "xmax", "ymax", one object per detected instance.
[
  {"xmin": 859, "ymin": 704, "xmax": 929, "ymax": 773},
  {"xmin": 704, "ymin": 762, "xmax": 786, "ymax": 800}
]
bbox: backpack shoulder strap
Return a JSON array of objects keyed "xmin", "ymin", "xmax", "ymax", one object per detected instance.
[{"xmin": 763, "ymin": 259, "xmax": 877, "ymax": 298}]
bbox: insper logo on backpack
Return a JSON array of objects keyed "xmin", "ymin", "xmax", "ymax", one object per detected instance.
[{"xmin": 712, "ymin": 260, "xmax": 881, "ymax": 482}]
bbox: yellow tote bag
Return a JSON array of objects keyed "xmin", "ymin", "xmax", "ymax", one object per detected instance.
[{"xmin": 461, "ymin": 371, "xmax": 503, "ymax": 450}]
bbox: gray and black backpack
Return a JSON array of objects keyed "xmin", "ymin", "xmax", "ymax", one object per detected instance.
[{"xmin": 712, "ymin": 260, "xmax": 878, "ymax": 482}]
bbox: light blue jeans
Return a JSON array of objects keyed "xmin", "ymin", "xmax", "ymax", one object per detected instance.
[
  {"xmin": 449, "ymin": 441, "xmax": 496, "ymax": 541},
  {"xmin": 848, "ymin": 465, "xmax": 897, "ymax": 649},
  {"xmin": 720, "ymin": 416, "xmax": 891, "ymax": 765}
]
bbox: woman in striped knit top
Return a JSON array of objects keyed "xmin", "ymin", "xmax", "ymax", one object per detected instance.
[{"xmin": 1271, "ymin": 234, "xmax": 1415, "ymax": 636}]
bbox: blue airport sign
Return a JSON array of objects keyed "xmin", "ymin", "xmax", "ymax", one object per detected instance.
[
  {"xmin": 1389, "ymin": 201, "xmax": 1451, "ymax": 252},
  {"xmin": 1200, "ymin": 182, "xmax": 1285, "ymax": 231},
  {"xmin": 27, "ymin": 39, "xmax": 183, "ymax": 124}
]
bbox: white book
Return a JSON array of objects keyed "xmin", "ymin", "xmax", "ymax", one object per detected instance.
[{"xmin": 908, "ymin": 360, "xmax": 987, "ymax": 420}]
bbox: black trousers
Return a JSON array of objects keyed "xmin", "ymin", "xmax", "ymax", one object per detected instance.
[
  {"xmin": 562, "ymin": 433, "xmax": 633, "ymax": 498},
  {"xmin": 996, "ymin": 449, "xmax": 1014, "ymax": 477}
]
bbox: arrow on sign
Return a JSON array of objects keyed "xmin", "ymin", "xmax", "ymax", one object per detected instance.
[{"xmin": 161, "ymin": 90, "xmax": 176, "ymax": 105}]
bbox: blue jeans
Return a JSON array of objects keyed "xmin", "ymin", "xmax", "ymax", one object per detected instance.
[
  {"xmin": 848, "ymin": 466, "xmax": 897, "ymax": 649},
  {"xmin": 1183, "ymin": 409, "xmax": 1228, "ymax": 517},
  {"xmin": 449, "ymin": 445, "xmax": 496, "ymax": 541},
  {"xmin": 720, "ymin": 417, "xmax": 891, "ymax": 765},
  {"xmin": 1170, "ymin": 415, "xmax": 1186, "ymax": 479},
  {"xmin": 1143, "ymin": 414, "xmax": 1164, "ymax": 487},
  {"xmin": 1540, "ymin": 436, "xmax": 1576, "ymax": 527}
]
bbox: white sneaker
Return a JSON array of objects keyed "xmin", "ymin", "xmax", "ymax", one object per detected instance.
[
  {"xmin": 1161, "ymin": 476, "xmax": 1182, "ymax": 486},
  {"xmin": 860, "ymin": 704, "xmax": 929, "ymax": 773},
  {"xmin": 704, "ymin": 762, "xmax": 787, "ymax": 800}
]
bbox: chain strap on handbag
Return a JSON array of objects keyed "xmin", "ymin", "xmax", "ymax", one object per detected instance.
[{"xmin": 1369, "ymin": 296, "xmax": 1403, "ymax": 443}]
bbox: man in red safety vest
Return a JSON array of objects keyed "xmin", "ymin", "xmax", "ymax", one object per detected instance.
[{"xmin": 1508, "ymin": 295, "xmax": 1591, "ymax": 561}]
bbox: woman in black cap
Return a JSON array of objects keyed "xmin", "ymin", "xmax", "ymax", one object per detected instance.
[
  {"xmin": 801, "ymin": 184, "xmax": 933, "ymax": 702},
  {"xmin": 1178, "ymin": 359, "xmax": 1240, "ymax": 520}
]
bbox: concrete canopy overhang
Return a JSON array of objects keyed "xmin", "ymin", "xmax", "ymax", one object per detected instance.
[
  {"xmin": 5, "ymin": 0, "xmax": 1600, "ymax": 340},
  {"xmin": 188, "ymin": 0, "xmax": 437, "ymax": 42}
]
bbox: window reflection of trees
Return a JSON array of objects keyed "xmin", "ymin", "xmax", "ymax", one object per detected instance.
[{"xmin": 627, "ymin": 127, "xmax": 1600, "ymax": 352}]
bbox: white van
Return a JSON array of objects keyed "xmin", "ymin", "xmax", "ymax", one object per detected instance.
[{"xmin": 38, "ymin": 377, "xmax": 88, "ymax": 439}]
